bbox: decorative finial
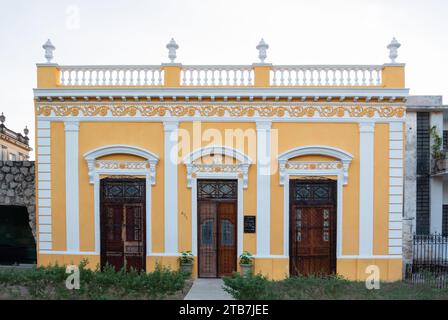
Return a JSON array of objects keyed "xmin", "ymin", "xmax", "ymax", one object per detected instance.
[
  {"xmin": 0, "ymin": 112, "xmax": 5, "ymax": 125},
  {"xmin": 256, "ymin": 38, "xmax": 269, "ymax": 63},
  {"xmin": 166, "ymin": 38, "xmax": 179, "ymax": 63},
  {"xmin": 42, "ymin": 39, "xmax": 56, "ymax": 63},
  {"xmin": 24, "ymin": 126, "xmax": 29, "ymax": 137},
  {"xmin": 387, "ymin": 37, "xmax": 401, "ymax": 64}
]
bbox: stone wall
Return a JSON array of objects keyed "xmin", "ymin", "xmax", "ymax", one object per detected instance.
[{"xmin": 0, "ymin": 161, "xmax": 35, "ymax": 237}]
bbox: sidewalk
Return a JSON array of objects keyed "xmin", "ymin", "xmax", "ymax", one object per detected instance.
[{"xmin": 184, "ymin": 278, "xmax": 235, "ymax": 300}]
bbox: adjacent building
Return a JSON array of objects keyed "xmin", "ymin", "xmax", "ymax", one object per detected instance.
[
  {"xmin": 34, "ymin": 38, "xmax": 407, "ymax": 281},
  {"xmin": 404, "ymin": 96, "xmax": 447, "ymax": 235},
  {"xmin": 0, "ymin": 113, "xmax": 31, "ymax": 161}
]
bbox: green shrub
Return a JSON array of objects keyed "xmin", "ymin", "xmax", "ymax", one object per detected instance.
[
  {"xmin": 0, "ymin": 261, "xmax": 189, "ymax": 300},
  {"xmin": 223, "ymin": 272, "xmax": 278, "ymax": 300}
]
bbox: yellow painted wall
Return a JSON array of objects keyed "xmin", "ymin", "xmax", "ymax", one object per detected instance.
[
  {"xmin": 77, "ymin": 122, "xmax": 165, "ymax": 252},
  {"xmin": 39, "ymin": 254, "xmax": 100, "ymax": 270},
  {"xmin": 39, "ymin": 119, "xmax": 399, "ymax": 281},
  {"xmin": 337, "ymin": 258, "xmax": 402, "ymax": 282}
]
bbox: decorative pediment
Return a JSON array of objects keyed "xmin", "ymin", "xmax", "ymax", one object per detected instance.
[
  {"xmin": 278, "ymin": 145, "xmax": 353, "ymax": 185},
  {"xmin": 183, "ymin": 145, "xmax": 252, "ymax": 188},
  {"xmin": 84, "ymin": 145, "xmax": 159, "ymax": 184}
]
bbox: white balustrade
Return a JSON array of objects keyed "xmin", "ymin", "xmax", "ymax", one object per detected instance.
[
  {"xmin": 58, "ymin": 64, "xmax": 384, "ymax": 87},
  {"xmin": 59, "ymin": 66, "xmax": 164, "ymax": 86},
  {"xmin": 181, "ymin": 65, "xmax": 254, "ymax": 86},
  {"xmin": 271, "ymin": 65, "xmax": 382, "ymax": 87}
]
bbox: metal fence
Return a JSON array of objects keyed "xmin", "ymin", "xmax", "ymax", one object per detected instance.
[{"xmin": 405, "ymin": 234, "xmax": 448, "ymax": 288}]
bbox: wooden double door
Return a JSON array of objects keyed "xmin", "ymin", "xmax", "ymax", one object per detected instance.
[
  {"xmin": 198, "ymin": 180, "xmax": 238, "ymax": 278},
  {"xmin": 290, "ymin": 179, "xmax": 337, "ymax": 276},
  {"xmin": 100, "ymin": 178, "xmax": 146, "ymax": 272}
]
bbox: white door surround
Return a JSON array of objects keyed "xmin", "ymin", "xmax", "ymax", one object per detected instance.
[
  {"xmin": 278, "ymin": 145, "xmax": 354, "ymax": 258},
  {"xmin": 83, "ymin": 144, "xmax": 160, "ymax": 256},
  {"xmin": 184, "ymin": 145, "xmax": 252, "ymax": 258}
]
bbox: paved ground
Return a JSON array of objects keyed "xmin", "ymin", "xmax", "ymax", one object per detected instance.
[{"xmin": 184, "ymin": 278, "xmax": 235, "ymax": 300}]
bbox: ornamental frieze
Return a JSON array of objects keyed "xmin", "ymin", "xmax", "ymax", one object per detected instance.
[{"xmin": 36, "ymin": 103, "xmax": 406, "ymax": 119}]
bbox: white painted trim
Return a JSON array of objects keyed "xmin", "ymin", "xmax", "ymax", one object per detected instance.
[
  {"xmin": 184, "ymin": 145, "xmax": 252, "ymax": 189},
  {"xmin": 84, "ymin": 144, "xmax": 160, "ymax": 255},
  {"xmin": 34, "ymin": 87, "xmax": 410, "ymax": 99},
  {"xmin": 37, "ymin": 116, "xmax": 52, "ymax": 253},
  {"xmin": 278, "ymin": 145, "xmax": 352, "ymax": 258},
  {"xmin": 190, "ymin": 176, "xmax": 244, "ymax": 259},
  {"xmin": 147, "ymin": 253, "xmax": 182, "ymax": 257},
  {"xmin": 282, "ymin": 172, "xmax": 345, "ymax": 258},
  {"xmin": 338, "ymin": 255, "xmax": 402, "ymax": 260},
  {"xmin": 39, "ymin": 251, "xmax": 98, "ymax": 255},
  {"xmin": 256, "ymin": 121, "xmax": 271, "ymax": 256},
  {"xmin": 359, "ymin": 122, "xmax": 375, "ymax": 256},
  {"xmin": 65, "ymin": 121, "xmax": 80, "ymax": 252},
  {"xmin": 253, "ymin": 255, "xmax": 289, "ymax": 259},
  {"xmin": 278, "ymin": 145, "xmax": 353, "ymax": 185},
  {"xmin": 84, "ymin": 144, "xmax": 159, "ymax": 184},
  {"xmin": 84, "ymin": 144, "xmax": 160, "ymax": 161},
  {"xmin": 183, "ymin": 145, "xmax": 253, "ymax": 165},
  {"xmin": 388, "ymin": 122, "xmax": 404, "ymax": 255},
  {"xmin": 92, "ymin": 171, "xmax": 154, "ymax": 255},
  {"xmin": 164, "ymin": 121, "xmax": 179, "ymax": 254}
]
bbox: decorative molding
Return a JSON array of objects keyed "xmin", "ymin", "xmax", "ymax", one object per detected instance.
[
  {"xmin": 96, "ymin": 160, "xmax": 148, "ymax": 170},
  {"xmin": 183, "ymin": 145, "xmax": 252, "ymax": 188},
  {"xmin": 84, "ymin": 145, "xmax": 159, "ymax": 184},
  {"xmin": 36, "ymin": 103, "xmax": 406, "ymax": 119},
  {"xmin": 278, "ymin": 145, "xmax": 353, "ymax": 185}
]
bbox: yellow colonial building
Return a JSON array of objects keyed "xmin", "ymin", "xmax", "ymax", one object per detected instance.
[{"xmin": 34, "ymin": 38, "xmax": 407, "ymax": 281}]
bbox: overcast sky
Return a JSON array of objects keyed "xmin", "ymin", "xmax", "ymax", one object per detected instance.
[{"xmin": 1, "ymin": 0, "xmax": 447, "ymax": 159}]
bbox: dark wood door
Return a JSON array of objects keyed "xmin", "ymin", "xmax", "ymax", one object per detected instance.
[
  {"xmin": 198, "ymin": 180, "xmax": 237, "ymax": 278},
  {"xmin": 100, "ymin": 179, "xmax": 146, "ymax": 272},
  {"xmin": 290, "ymin": 180, "xmax": 336, "ymax": 276}
]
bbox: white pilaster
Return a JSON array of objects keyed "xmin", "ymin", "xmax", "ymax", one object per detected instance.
[
  {"xmin": 64, "ymin": 121, "xmax": 80, "ymax": 252},
  {"xmin": 359, "ymin": 122, "xmax": 375, "ymax": 256},
  {"xmin": 37, "ymin": 120, "xmax": 52, "ymax": 250},
  {"xmin": 430, "ymin": 112, "xmax": 444, "ymax": 234},
  {"xmin": 389, "ymin": 122, "xmax": 404, "ymax": 255},
  {"xmin": 164, "ymin": 121, "xmax": 179, "ymax": 254},
  {"xmin": 256, "ymin": 121, "xmax": 271, "ymax": 256}
]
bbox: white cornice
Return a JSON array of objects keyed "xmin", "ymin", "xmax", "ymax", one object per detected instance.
[{"xmin": 33, "ymin": 87, "xmax": 409, "ymax": 99}]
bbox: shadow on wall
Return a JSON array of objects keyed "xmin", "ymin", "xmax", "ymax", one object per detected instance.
[{"xmin": 0, "ymin": 205, "xmax": 36, "ymax": 265}]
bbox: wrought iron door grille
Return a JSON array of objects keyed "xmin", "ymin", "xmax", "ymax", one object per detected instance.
[
  {"xmin": 292, "ymin": 180, "xmax": 336, "ymax": 205},
  {"xmin": 198, "ymin": 180, "xmax": 237, "ymax": 200},
  {"xmin": 103, "ymin": 180, "xmax": 145, "ymax": 202}
]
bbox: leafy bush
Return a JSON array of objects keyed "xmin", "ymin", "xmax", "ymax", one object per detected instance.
[
  {"xmin": 223, "ymin": 273, "xmax": 278, "ymax": 300},
  {"xmin": 178, "ymin": 251, "xmax": 194, "ymax": 265},
  {"xmin": 239, "ymin": 251, "xmax": 253, "ymax": 265},
  {"xmin": 222, "ymin": 273, "xmax": 448, "ymax": 300},
  {"xmin": 0, "ymin": 260, "xmax": 189, "ymax": 300}
]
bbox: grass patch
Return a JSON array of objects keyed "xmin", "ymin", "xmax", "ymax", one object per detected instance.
[
  {"xmin": 223, "ymin": 273, "xmax": 448, "ymax": 300},
  {"xmin": 0, "ymin": 260, "xmax": 191, "ymax": 300}
]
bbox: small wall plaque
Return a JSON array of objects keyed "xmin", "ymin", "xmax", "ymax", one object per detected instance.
[{"xmin": 244, "ymin": 216, "xmax": 256, "ymax": 233}]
